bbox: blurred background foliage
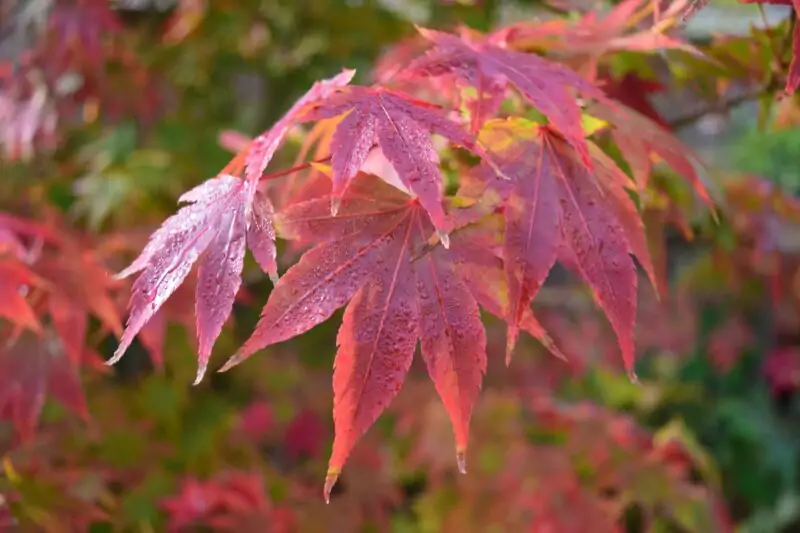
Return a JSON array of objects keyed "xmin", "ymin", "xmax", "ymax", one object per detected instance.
[{"xmin": 2, "ymin": 0, "xmax": 800, "ymax": 531}]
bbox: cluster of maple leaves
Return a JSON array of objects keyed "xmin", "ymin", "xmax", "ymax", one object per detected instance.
[
  {"xmin": 2, "ymin": 0, "xmax": 800, "ymax": 507},
  {"xmin": 103, "ymin": 3, "xmax": 722, "ymax": 499},
  {"xmin": 0, "ymin": 0, "xmax": 204, "ymax": 160}
]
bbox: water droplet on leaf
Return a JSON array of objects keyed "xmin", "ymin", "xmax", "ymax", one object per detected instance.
[
  {"xmin": 330, "ymin": 196, "xmax": 342, "ymax": 216},
  {"xmin": 456, "ymin": 450, "xmax": 467, "ymax": 474},
  {"xmin": 437, "ymin": 229, "xmax": 450, "ymax": 250}
]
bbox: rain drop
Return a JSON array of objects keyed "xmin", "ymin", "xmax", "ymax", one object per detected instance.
[
  {"xmin": 456, "ymin": 450, "xmax": 467, "ymax": 474},
  {"xmin": 437, "ymin": 229, "xmax": 450, "ymax": 250},
  {"xmin": 331, "ymin": 196, "xmax": 342, "ymax": 217}
]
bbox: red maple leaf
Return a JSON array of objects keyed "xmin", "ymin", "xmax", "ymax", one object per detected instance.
[
  {"xmin": 0, "ymin": 331, "xmax": 88, "ymax": 442},
  {"xmin": 218, "ymin": 174, "xmax": 551, "ymax": 500},
  {"xmin": 296, "ymin": 84, "xmax": 487, "ymax": 235},
  {"xmin": 479, "ymin": 119, "xmax": 656, "ymax": 377},
  {"xmin": 0, "ymin": 260, "xmax": 43, "ymax": 334},
  {"xmin": 498, "ymin": 0, "xmax": 705, "ymax": 79},
  {"xmin": 0, "ymin": 212, "xmax": 121, "ymax": 367},
  {"xmin": 35, "ymin": 232, "xmax": 123, "ymax": 364},
  {"xmin": 599, "ymin": 73, "xmax": 668, "ymax": 128},
  {"xmin": 109, "ymin": 173, "xmax": 266, "ymax": 383},
  {"xmin": 42, "ymin": 0, "xmax": 124, "ymax": 76},
  {"xmin": 405, "ymin": 26, "xmax": 606, "ymax": 167},
  {"xmin": 244, "ymin": 69, "xmax": 355, "ymax": 183},
  {"xmin": 586, "ymin": 97, "xmax": 712, "ymax": 198},
  {"xmin": 109, "ymin": 71, "xmax": 354, "ymax": 382},
  {"xmin": 161, "ymin": 472, "xmax": 288, "ymax": 533}
]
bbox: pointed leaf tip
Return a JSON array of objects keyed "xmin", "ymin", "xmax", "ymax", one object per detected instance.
[
  {"xmin": 437, "ymin": 229, "xmax": 450, "ymax": 250},
  {"xmin": 505, "ymin": 325, "xmax": 519, "ymax": 367},
  {"xmin": 218, "ymin": 351, "xmax": 245, "ymax": 373},
  {"xmin": 268, "ymin": 271, "xmax": 279, "ymax": 285},
  {"xmin": 106, "ymin": 346, "xmax": 126, "ymax": 366},
  {"xmin": 324, "ymin": 471, "xmax": 339, "ymax": 504},
  {"xmin": 628, "ymin": 369, "xmax": 640, "ymax": 385},
  {"xmin": 330, "ymin": 196, "xmax": 342, "ymax": 216},
  {"xmin": 456, "ymin": 450, "xmax": 467, "ymax": 474},
  {"xmin": 193, "ymin": 361, "xmax": 208, "ymax": 386}
]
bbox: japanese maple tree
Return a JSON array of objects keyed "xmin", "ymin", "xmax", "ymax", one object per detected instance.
[
  {"xmin": 2, "ymin": 0, "xmax": 798, "ymax": 529},
  {"xmin": 103, "ymin": 6, "xmax": 714, "ymax": 499}
]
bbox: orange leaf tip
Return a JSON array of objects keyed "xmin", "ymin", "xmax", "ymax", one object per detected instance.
[
  {"xmin": 456, "ymin": 450, "xmax": 467, "ymax": 474},
  {"xmin": 218, "ymin": 351, "xmax": 245, "ymax": 373},
  {"xmin": 324, "ymin": 470, "xmax": 340, "ymax": 504},
  {"xmin": 437, "ymin": 229, "xmax": 450, "ymax": 250}
]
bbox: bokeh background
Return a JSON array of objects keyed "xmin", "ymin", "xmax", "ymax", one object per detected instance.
[{"xmin": 2, "ymin": 0, "xmax": 800, "ymax": 531}]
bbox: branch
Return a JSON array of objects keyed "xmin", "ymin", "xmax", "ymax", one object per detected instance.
[
  {"xmin": 667, "ymin": 84, "xmax": 773, "ymax": 130},
  {"xmin": 669, "ymin": 7, "xmax": 798, "ymax": 131}
]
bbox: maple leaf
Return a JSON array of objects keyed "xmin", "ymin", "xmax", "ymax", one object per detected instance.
[
  {"xmin": 110, "ymin": 72, "xmax": 354, "ymax": 383},
  {"xmin": 0, "ymin": 74, "xmax": 58, "ymax": 162},
  {"xmin": 218, "ymin": 174, "xmax": 514, "ymax": 500},
  {"xmin": 0, "ymin": 260, "xmax": 43, "ymax": 334},
  {"xmin": 43, "ymin": 0, "xmax": 123, "ymax": 77},
  {"xmin": 405, "ymin": 26, "xmax": 607, "ymax": 167},
  {"xmin": 479, "ymin": 119, "xmax": 657, "ymax": 378},
  {"xmin": 161, "ymin": 472, "xmax": 285, "ymax": 533},
  {"xmin": 498, "ymin": 0, "xmax": 705, "ymax": 79},
  {"xmin": 296, "ymin": 84, "xmax": 487, "ymax": 236},
  {"xmin": 136, "ymin": 277, "xmax": 197, "ymax": 372},
  {"xmin": 244, "ymin": 69, "xmax": 355, "ymax": 183},
  {"xmin": 685, "ymin": 0, "xmax": 800, "ymax": 94},
  {"xmin": 585, "ymin": 97, "xmax": 712, "ymax": 199},
  {"xmin": 0, "ymin": 213, "xmax": 121, "ymax": 372},
  {"xmin": 110, "ymin": 174, "xmax": 259, "ymax": 383},
  {"xmin": 599, "ymin": 73, "xmax": 668, "ymax": 128},
  {"xmin": 739, "ymin": 0, "xmax": 800, "ymax": 94},
  {"xmin": 0, "ymin": 330, "xmax": 88, "ymax": 442},
  {"xmin": 35, "ymin": 231, "xmax": 123, "ymax": 348}
]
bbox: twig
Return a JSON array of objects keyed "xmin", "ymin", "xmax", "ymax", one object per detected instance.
[{"xmin": 667, "ymin": 84, "xmax": 773, "ymax": 130}]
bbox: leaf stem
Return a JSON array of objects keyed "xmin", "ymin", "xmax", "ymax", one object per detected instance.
[{"xmin": 258, "ymin": 156, "xmax": 332, "ymax": 182}]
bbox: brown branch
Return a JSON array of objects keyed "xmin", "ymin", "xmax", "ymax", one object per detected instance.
[
  {"xmin": 667, "ymin": 84, "xmax": 773, "ymax": 130},
  {"xmin": 669, "ymin": 8, "xmax": 796, "ymax": 131}
]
